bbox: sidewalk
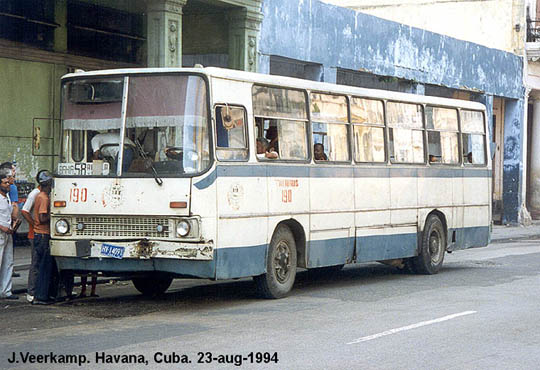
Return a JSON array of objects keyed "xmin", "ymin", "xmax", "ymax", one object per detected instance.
[{"xmin": 8, "ymin": 221, "xmax": 540, "ymax": 297}]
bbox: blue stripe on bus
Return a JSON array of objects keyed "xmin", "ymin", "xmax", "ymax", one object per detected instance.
[
  {"xmin": 215, "ymin": 244, "xmax": 268, "ymax": 280},
  {"xmin": 194, "ymin": 165, "xmax": 491, "ymax": 189},
  {"xmin": 54, "ymin": 226, "xmax": 489, "ymax": 280},
  {"xmin": 307, "ymin": 238, "xmax": 355, "ymax": 268},
  {"xmin": 448, "ymin": 226, "xmax": 490, "ymax": 251},
  {"xmin": 356, "ymin": 233, "xmax": 418, "ymax": 262}
]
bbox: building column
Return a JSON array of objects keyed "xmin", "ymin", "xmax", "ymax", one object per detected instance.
[
  {"xmin": 146, "ymin": 0, "xmax": 187, "ymax": 67},
  {"xmin": 54, "ymin": 0, "xmax": 67, "ymax": 53},
  {"xmin": 227, "ymin": 8, "xmax": 263, "ymax": 72},
  {"xmin": 502, "ymin": 98, "xmax": 526, "ymax": 225},
  {"xmin": 527, "ymin": 99, "xmax": 540, "ymax": 218}
]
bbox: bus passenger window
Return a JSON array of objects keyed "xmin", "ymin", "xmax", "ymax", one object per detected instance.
[
  {"xmin": 351, "ymin": 97, "xmax": 385, "ymax": 163},
  {"xmin": 461, "ymin": 110, "xmax": 486, "ymax": 165},
  {"xmin": 215, "ymin": 105, "xmax": 248, "ymax": 161},
  {"xmin": 387, "ymin": 102, "xmax": 424, "ymax": 163},
  {"xmin": 310, "ymin": 93, "xmax": 349, "ymax": 162},
  {"xmin": 426, "ymin": 106, "xmax": 459, "ymax": 165},
  {"xmin": 253, "ymin": 85, "xmax": 309, "ymax": 161}
]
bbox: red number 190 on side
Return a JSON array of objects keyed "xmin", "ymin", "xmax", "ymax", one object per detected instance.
[{"xmin": 69, "ymin": 187, "xmax": 88, "ymax": 203}]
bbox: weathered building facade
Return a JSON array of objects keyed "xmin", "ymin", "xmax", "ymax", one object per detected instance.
[
  {"xmin": 318, "ymin": 0, "xmax": 528, "ymax": 224},
  {"xmin": 0, "ymin": 0, "xmax": 526, "ymax": 223}
]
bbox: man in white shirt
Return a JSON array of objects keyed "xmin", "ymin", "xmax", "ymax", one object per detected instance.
[
  {"xmin": 0, "ymin": 169, "xmax": 18, "ymax": 299},
  {"xmin": 91, "ymin": 131, "xmax": 135, "ymax": 172}
]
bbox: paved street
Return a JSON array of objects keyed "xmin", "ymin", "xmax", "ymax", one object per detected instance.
[{"xmin": 1, "ymin": 225, "xmax": 540, "ymax": 369}]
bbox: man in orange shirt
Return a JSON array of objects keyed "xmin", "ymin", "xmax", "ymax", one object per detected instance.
[
  {"xmin": 21, "ymin": 170, "xmax": 47, "ymax": 303},
  {"xmin": 32, "ymin": 172, "xmax": 54, "ymax": 305}
]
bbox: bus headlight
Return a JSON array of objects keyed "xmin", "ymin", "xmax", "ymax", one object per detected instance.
[
  {"xmin": 55, "ymin": 219, "xmax": 70, "ymax": 235},
  {"xmin": 176, "ymin": 220, "xmax": 191, "ymax": 237}
]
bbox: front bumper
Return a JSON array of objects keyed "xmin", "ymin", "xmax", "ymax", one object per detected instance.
[{"xmin": 51, "ymin": 239, "xmax": 214, "ymax": 260}]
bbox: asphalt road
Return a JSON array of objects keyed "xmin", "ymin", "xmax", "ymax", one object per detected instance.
[{"xmin": 1, "ymin": 238, "xmax": 539, "ymax": 370}]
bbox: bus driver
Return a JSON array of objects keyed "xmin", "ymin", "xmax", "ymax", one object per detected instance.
[{"xmin": 91, "ymin": 130, "xmax": 135, "ymax": 172}]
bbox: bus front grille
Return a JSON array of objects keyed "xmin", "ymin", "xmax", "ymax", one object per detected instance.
[{"xmin": 75, "ymin": 216, "xmax": 171, "ymax": 238}]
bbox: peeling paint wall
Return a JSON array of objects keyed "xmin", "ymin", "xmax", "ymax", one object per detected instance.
[
  {"xmin": 0, "ymin": 58, "xmax": 65, "ymax": 183},
  {"xmin": 503, "ymin": 99, "xmax": 526, "ymax": 223},
  {"xmin": 259, "ymin": 0, "xmax": 524, "ymax": 99},
  {"xmin": 321, "ymin": 0, "xmax": 525, "ymax": 53}
]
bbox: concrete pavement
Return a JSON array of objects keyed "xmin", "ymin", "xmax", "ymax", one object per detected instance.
[{"xmin": 8, "ymin": 221, "xmax": 540, "ymax": 297}]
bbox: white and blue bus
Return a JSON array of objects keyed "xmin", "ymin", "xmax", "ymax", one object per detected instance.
[{"xmin": 51, "ymin": 67, "xmax": 491, "ymax": 298}]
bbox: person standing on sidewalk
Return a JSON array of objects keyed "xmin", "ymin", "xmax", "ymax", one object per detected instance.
[
  {"xmin": 20, "ymin": 170, "xmax": 47, "ymax": 303},
  {"xmin": 0, "ymin": 169, "xmax": 18, "ymax": 300},
  {"xmin": 0, "ymin": 163, "xmax": 20, "ymax": 246},
  {"xmin": 32, "ymin": 171, "xmax": 54, "ymax": 305}
]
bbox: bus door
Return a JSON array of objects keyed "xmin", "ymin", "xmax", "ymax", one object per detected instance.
[{"xmin": 213, "ymin": 104, "xmax": 268, "ymax": 279}]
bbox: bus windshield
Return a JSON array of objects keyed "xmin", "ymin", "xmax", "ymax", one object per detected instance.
[{"xmin": 59, "ymin": 74, "xmax": 210, "ymax": 177}]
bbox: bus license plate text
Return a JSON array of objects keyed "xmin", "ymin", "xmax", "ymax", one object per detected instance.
[{"xmin": 100, "ymin": 244, "xmax": 125, "ymax": 259}]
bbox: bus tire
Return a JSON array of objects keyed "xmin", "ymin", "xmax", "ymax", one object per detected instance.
[
  {"xmin": 410, "ymin": 215, "xmax": 446, "ymax": 274},
  {"xmin": 254, "ymin": 225, "xmax": 297, "ymax": 299},
  {"xmin": 132, "ymin": 273, "xmax": 173, "ymax": 296}
]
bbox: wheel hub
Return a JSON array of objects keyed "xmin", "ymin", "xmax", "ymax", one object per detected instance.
[
  {"xmin": 274, "ymin": 241, "xmax": 291, "ymax": 283},
  {"xmin": 429, "ymin": 230, "xmax": 443, "ymax": 264}
]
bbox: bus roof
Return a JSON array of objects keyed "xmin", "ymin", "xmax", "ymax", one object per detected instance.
[{"xmin": 62, "ymin": 66, "xmax": 487, "ymax": 111}]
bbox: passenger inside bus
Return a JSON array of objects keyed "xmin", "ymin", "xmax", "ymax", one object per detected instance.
[
  {"xmin": 256, "ymin": 137, "xmax": 278, "ymax": 159},
  {"xmin": 314, "ymin": 143, "xmax": 328, "ymax": 161},
  {"xmin": 265, "ymin": 124, "xmax": 279, "ymax": 154}
]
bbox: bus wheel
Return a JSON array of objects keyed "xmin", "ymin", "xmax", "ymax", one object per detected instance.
[
  {"xmin": 410, "ymin": 215, "xmax": 446, "ymax": 274},
  {"xmin": 132, "ymin": 273, "xmax": 173, "ymax": 296},
  {"xmin": 254, "ymin": 225, "xmax": 297, "ymax": 299}
]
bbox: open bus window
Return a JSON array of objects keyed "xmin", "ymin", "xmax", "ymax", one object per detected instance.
[
  {"xmin": 253, "ymin": 85, "xmax": 309, "ymax": 161},
  {"xmin": 312, "ymin": 122, "xmax": 349, "ymax": 162},
  {"xmin": 215, "ymin": 105, "xmax": 248, "ymax": 161},
  {"xmin": 461, "ymin": 110, "xmax": 486, "ymax": 165},
  {"xmin": 426, "ymin": 106, "xmax": 459, "ymax": 165}
]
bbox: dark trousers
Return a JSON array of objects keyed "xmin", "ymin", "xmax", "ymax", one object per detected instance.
[
  {"xmin": 34, "ymin": 233, "xmax": 54, "ymax": 301},
  {"xmin": 27, "ymin": 238, "xmax": 38, "ymax": 296}
]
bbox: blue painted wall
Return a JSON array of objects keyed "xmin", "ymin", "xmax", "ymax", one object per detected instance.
[{"xmin": 259, "ymin": 0, "xmax": 523, "ymax": 99}]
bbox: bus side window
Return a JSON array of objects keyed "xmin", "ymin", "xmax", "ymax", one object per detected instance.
[
  {"xmin": 387, "ymin": 102, "xmax": 424, "ymax": 164},
  {"xmin": 350, "ymin": 97, "xmax": 385, "ymax": 163},
  {"xmin": 310, "ymin": 93, "xmax": 349, "ymax": 163},
  {"xmin": 252, "ymin": 85, "xmax": 309, "ymax": 161},
  {"xmin": 460, "ymin": 110, "xmax": 486, "ymax": 165},
  {"xmin": 426, "ymin": 106, "xmax": 459, "ymax": 165},
  {"xmin": 215, "ymin": 105, "xmax": 248, "ymax": 161}
]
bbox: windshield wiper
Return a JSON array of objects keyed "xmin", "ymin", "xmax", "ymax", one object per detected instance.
[{"xmin": 134, "ymin": 139, "xmax": 163, "ymax": 186}]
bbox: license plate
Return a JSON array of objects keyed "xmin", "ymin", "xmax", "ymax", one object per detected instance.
[{"xmin": 100, "ymin": 243, "xmax": 125, "ymax": 259}]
